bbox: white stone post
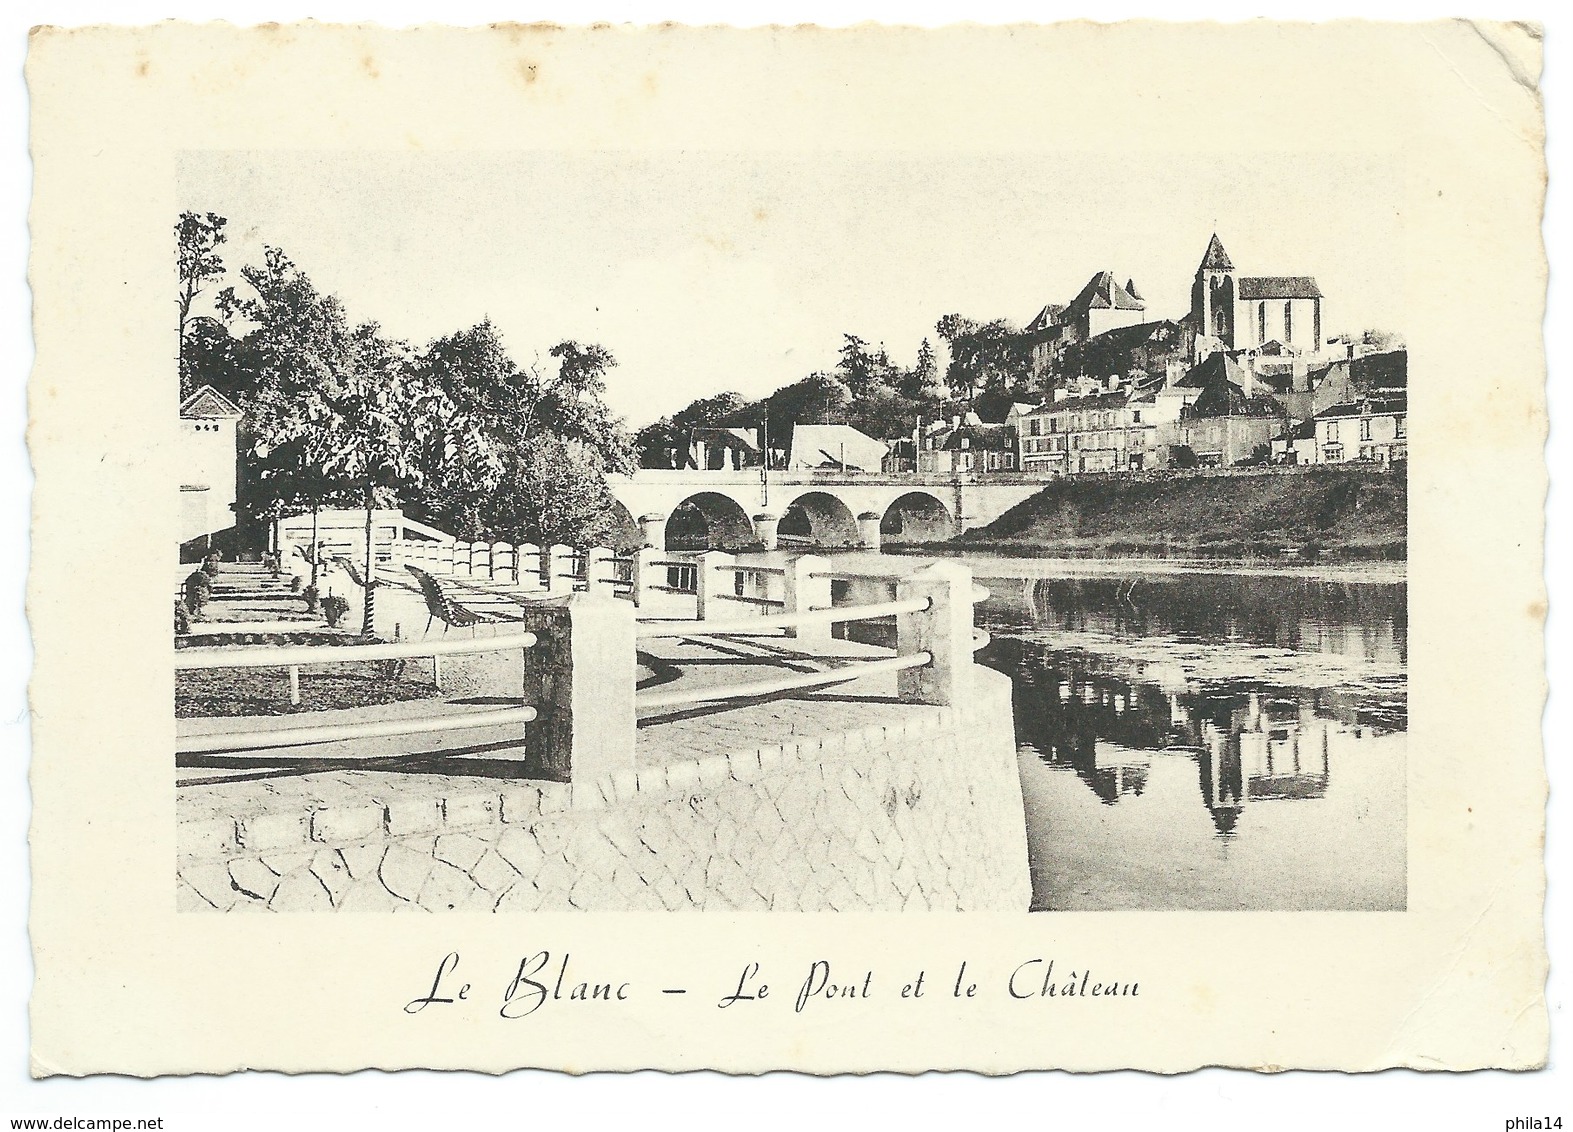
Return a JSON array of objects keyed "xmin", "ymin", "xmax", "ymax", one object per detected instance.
[
  {"xmin": 857, "ymin": 511, "xmax": 883, "ymax": 551},
  {"xmin": 514, "ymin": 543, "xmax": 541, "ymax": 590},
  {"xmin": 586, "ymin": 546, "xmax": 617, "ymax": 598},
  {"xmin": 753, "ymin": 512, "xmax": 781, "ymax": 550},
  {"xmin": 440, "ymin": 540, "xmax": 456, "ymax": 575},
  {"xmin": 632, "ymin": 546, "xmax": 664, "ymax": 608},
  {"xmin": 547, "ymin": 544, "xmax": 577, "ymax": 594},
  {"xmin": 639, "ymin": 513, "xmax": 667, "ymax": 550},
  {"xmin": 515, "ymin": 593, "xmax": 637, "ymax": 782},
  {"xmin": 471, "ymin": 541, "xmax": 491, "ymax": 578},
  {"xmin": 694, "ymin": 550, "xmax": 736, "ymax": 621},
  {"xmin": 895, "ymin": 561, "xmax": 974, "ymax": 706},
  {"xmin": 783, "ymin": 553, "xmax": 832, "ymax": 644},
  {"xmin": 493, "ymin": 542, "xmax": 514, "ymax": 583}
]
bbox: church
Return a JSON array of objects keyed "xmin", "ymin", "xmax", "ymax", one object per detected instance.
[{"xmin": 1189, "ymin": 233, "xmax": 1324, "ymax": 358}]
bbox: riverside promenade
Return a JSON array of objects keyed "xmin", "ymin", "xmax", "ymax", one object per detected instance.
[{"xmin": 174, "ymin": 552, "xmax": 1031, "ymax": 914}]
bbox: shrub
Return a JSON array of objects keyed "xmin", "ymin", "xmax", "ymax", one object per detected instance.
[
  {"xmin": 302, "ymin": 584, "xmax": 320, "ymax": 613},
  {"xmin": 1170, "ymin": 445, "xmax": 1199, "ymax": 470},
  {"xmin": 290, "ymin": 574, "xmax": 303, "ymax": 593},
  {"xmin": 201, "ymin": 552, "xmax": 222, "ymax": 578},
  {"xmin": 264, "ymin": 551, "xmax": 282, "ymax": 577},
  {"xmin": 183, "ymin": 570, "xmax": 210, "ymax": 615},
  {"xmin": 321, "ymin": 594, "xmax": 350, "ymax": 628},
  {"xmin": 174, "ymin": 599, "xmax": 190, "ymax": 635}
]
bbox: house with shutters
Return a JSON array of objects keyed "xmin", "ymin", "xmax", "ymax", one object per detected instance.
[{"xmin": 1311, "ymin": 392, "xmax": 1408, "ymax": 466}]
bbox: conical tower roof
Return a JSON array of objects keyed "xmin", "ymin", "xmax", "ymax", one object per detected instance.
[{"xmin": 1199, "ymin": 233, "xmax": 1234, "ymax": 271}]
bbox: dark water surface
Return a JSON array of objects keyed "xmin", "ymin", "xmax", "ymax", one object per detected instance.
[{"xmin": 972, "ymin": 568, "xmax": 1407, "ymax": 911}]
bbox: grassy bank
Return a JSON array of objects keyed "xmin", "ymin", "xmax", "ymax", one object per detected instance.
[{"xmin": 906, "ymin": 467, "xmax": 1406, "ymax": 562}]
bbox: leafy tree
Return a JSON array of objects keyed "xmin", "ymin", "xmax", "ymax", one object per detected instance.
[
  {"xmin": 176, "ymin": 211, "xmax": 228, "ymax": 395},
  {"xmin": 936, "ymin": 314, "xmax": 1032, "ymax": 405},
  {"xmin": 834, "ymin": 334, "xmax": 899, "ymax": 399},
  {"xmin": 495, "ymin": 435, "xmax": 625, "ymax": 549}
]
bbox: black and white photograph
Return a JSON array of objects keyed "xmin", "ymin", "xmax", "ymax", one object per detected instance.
[
  {"xmin": 18, "ymin": 13, "xmax": 1554, "ymax": 1092},
  {"xmin": 169, "ymin": 149, "xmax": 1409, "ymax": 915}
]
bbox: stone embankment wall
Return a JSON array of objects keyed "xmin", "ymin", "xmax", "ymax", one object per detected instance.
[{"xmin": 177, "ymin": 668, "xmax": 1029, "ymax": 913}]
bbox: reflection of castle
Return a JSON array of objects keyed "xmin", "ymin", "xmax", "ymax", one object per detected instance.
[
  {"xmin": 1198, "ymin": 693, "xmax": 1331, "ymax": 834},
  {"xmin": 1009, "ymin": 641, "xmax": 1341, "ymax": 831}
]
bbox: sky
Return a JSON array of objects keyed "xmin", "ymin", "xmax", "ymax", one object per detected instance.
[{"xmin": 178, "ymin": 148, "xmax": 1407, "ymax": 428}]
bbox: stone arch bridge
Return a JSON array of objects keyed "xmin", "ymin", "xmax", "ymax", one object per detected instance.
[{"xmin": 606, "ymin": 470, "xmax": 1046, "ymax": 552}]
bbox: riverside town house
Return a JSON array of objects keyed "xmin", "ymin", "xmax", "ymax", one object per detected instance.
[{"xmin": 1311, "ymin": 395, "xmax": 1408, "ymax": 465}]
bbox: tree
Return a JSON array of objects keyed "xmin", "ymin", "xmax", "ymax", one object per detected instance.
[
  {"xmin": 935, "ymin": 314, "xmax": 1032, "ymax": 405},
  {"xmin": 834, "ymin": 334, "xmax": 899, "ymax": 399},
  {"xmin": 176, "ymin": 211, "xmax": 228, "ymax": 395},
  {"xmin": 901, "ymin": 337, "xmax": 946, "ymax": 402},
  {"xmin": 496, "ymin": 435, "xmax": 624, "ymax": 549},
  {"xmin": 313, "ymin": 325, "xmax": 423, "ymax": 631}
]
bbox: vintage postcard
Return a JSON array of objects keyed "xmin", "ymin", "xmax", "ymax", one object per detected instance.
[{"xmin": 25, "ymin": 19, "xmax": 1547, "ymax": 1075}]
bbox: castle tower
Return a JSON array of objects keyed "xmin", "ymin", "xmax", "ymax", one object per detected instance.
[{"xmin": 1191, "ymin": 233, "xmax": 1236, "ymax": 348}]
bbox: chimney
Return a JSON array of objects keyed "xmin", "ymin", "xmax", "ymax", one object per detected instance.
[{"xmin": 1053, "ymin": 386, "xmax": 1067, "ymax": 403}]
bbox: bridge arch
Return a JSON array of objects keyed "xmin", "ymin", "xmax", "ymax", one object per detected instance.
[
  {"xmin": 779, "ymin": 490, "xmax": 861, "ymax": 548},
  {"xmin": 880, "ymin": 491, "xmax": 955, "ymax": 543},
  {"xmin": 665, "ymin": 491, "xmax": 756, "ymax": 551}
]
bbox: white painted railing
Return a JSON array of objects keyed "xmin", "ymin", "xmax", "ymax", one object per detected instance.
[
  {"xmin": 176, "ymin": 632, "xmax": 542, "ymax": 756},
  {"xmin": 188, "ymin": 533, "xmax": 988, "ymax": 779}
]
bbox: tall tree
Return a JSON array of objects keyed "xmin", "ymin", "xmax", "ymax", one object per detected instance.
[
  {"xmin": 175, "ymin": 211, "xmax": 228, "ymax": 395},
  {"xmin": 935, "ymin": 314, "xmax": 1031, "ymax": 405}
]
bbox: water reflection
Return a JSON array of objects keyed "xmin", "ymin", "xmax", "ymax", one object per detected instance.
[
  {"xmin": 996, "ymin": 575, "xmax": 1408, "ymax": 664},
  {"xmin": 970, "ymin": 567, "xmax": 1407, "ymax": 911}
]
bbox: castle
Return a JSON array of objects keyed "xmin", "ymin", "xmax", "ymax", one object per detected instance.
[{"xmin": 1026, "ymin": 233, "xmax": 1330, "ymax": 385}]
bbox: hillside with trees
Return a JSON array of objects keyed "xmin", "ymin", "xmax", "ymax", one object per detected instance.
[{"xmin": 637, "ymin": 317, "xmax": 1040, "ymax": 466}]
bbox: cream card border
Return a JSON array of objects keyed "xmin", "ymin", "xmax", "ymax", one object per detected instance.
[{"xmin": 25, "ymin": 19, "xmax": 1548, "ymax": 1076}]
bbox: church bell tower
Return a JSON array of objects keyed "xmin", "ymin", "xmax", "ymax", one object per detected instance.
[{"xmin": 1191, "ymin": 233, "xmax": 1236, "ymax": 348}]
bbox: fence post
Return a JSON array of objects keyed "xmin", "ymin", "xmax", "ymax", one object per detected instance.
[
  {"xmin": 586, "ymin": 546, "xmax": 616, "ymax": 598},
  {"xmin": 894, "ymin": 560, "xmax": 973, "ymax": 706},
  {"xmin": 547, "ymin": 544, "xmax": 576, "ymax": 594},
  {"xmin": 440, "ymin": 540, "xmax": 455, "ymax": 575},
  {"xmin": 471, "ymin": 541, "xmax": 491, "ymax": 578},
  {"xmin": 694, "ymin": 550, "xmax": 736, "ymax": 621},
  {"xmin": 783, "ymin": 553, "xmax": 832, "ymax": 644},
  {"xmin": 517, "ymin": 593, "xmax": 636, "ymax": 782},
  {"xmin": 632, "ymin": 546, "xmax": 663, "ymax": 608},
  {"xmin": 492, "ymin": 542, "xmax": 514, "ymax": 583},
  {"xmin": 514, "ymin": 543, "xmax": 541, "ymax": 590}
]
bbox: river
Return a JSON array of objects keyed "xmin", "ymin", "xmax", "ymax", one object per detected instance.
[{"xmin": 943, "ymin": 554, "xmax": 1407, "ymax": 911}]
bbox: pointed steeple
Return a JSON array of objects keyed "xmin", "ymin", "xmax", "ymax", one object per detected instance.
[
  {"xmin": 1125, "ymin": 278, "xmax": 1143, "ymax": 301},
  {"xmin": 1199, "ymin": 233, "xmax": 1234, "ymax": 272}
]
